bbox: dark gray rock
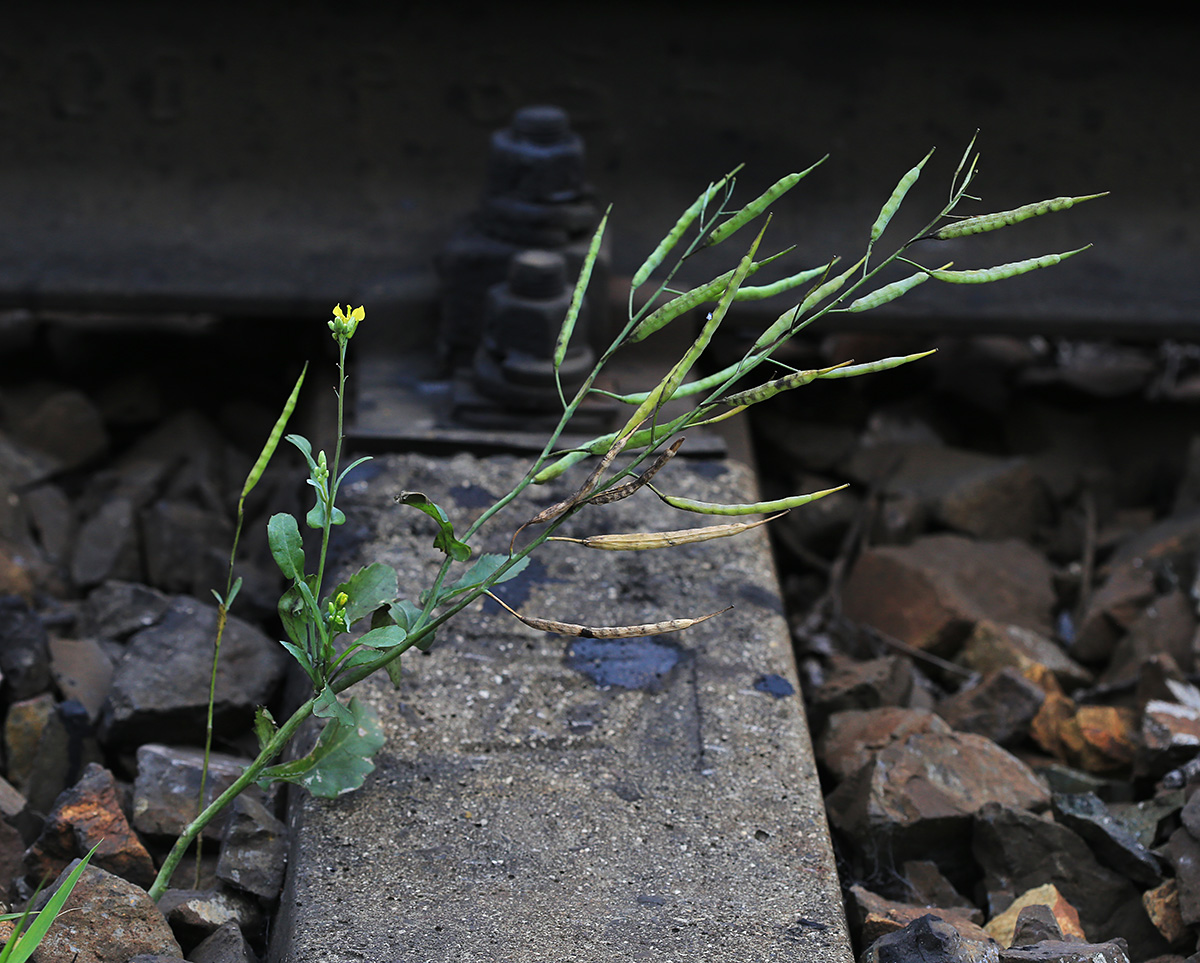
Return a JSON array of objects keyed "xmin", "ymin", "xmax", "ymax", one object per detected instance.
[
  {"xmin": 216, "ymin": 794, "xmax": 287, "ymax": 900},
  {"xmin": 828, "ymin": 731, "xmax": 1048, "ymax": 886},
  {"xmin": 140, "ymin": 499, "xmax": 231, "ymax": 596},
  {"xmin": 999, "ymin": 938, "xmax": 1131, "ymax": 963},
  {"xmin": 82, "ymin": 579, "xmax": 172, "ymax": 640},
  {"xmin": 1163, "ymin": 825, "xmax": 1200, "ymax": 926},
  {"xmin": 47, "ymin": 636, "xmax": 114, "ymax": 722},
  {"xmin": 71, "ymin": 496, "xmax": 142, "ymax": 588},
  {"xmin": 102, "ymin": 595, "xmax": 288, "ymax": 746},
  {"xmin": 186, "ymin": 919, "xmax": 259, "ymax": 963},
  {"xmin": 859, "ymin": 914, "xmax": 997, "ymax": 963},
  {"xmin": 0, "ymin": 594, "xmax": 50, "ymax": 700},
  {"xmin": 972, "ymin": 803, "xmax": 1169, "ymax": 952},
  {"xmin": 1050, "ymin": 792, "xmax": 1164, "ymax": 887},
  {"xmin": 159, "ymin": 886, "xmax": 263, "ymax": 952},
  {"xmin": 1009, "ymin": 903, "xmax": 1063, "ymax": 946},
  {"xmin": 133, "ymin": 744, "xmax": 259, "ymax": 841},
  {"xmin": 936, "ymin": 668, "xmax": 1046, "ymax": 747}
]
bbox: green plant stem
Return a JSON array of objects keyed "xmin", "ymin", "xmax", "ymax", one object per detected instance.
[{"xmin": 148, "ymin": 693, "xmax": 317, "ymax": 902}]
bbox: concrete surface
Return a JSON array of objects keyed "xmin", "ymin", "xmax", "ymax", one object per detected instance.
[{"xmin": 269, "ymin": 451, "xmax": 853, "ymax": 962}]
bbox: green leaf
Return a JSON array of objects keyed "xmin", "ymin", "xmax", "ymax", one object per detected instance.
[
  {"xmin": 305, "ymin": 496, "xmax": 346, "ymax": 529},
  {"xmin": 384, "ymin": 656, "xmax": 404, "ymax": 688},
  {"xmin": 387, "ymin": 599, "xmax": 437, "ymax": 651},
  {"xmin": 286, "ymin": 433, "xmax": 318, "ymax": 473},
  {"xmin": 256, "ymin": 697, "xmax": 385, "ymax": 798},
  {"xmin": 313, "ymin": 684, "xmax": 355, "ymax": 726},
  {"xmin": 254, "ymin": 707, "xmax": 278, "ymax": 754},
  {"xmin": 1, "ymin": 843, "xmax": 98, "ymax": 963},
  {"xmin": 328, "ymin": 563, "xmax": 398, "ymax": 627},
  {"xmin": 278, "ymin": 638, "xmax": 317, "ymax": 684},
  {"xmin": 354, "ymin": 624, "xmax": 408, "ymax": 650},
  {"xmin": 395, "ymin": 491, "xmax": 471, "ymax": 561},
  {"xmin": 443, "ymin": 553, "xmax": 530, "ymax": 601},
  {"xmin": 278, "ymin": 582, "xmax": 315, "ymax": 649},
  {"xmin": 267, "ymin": 514, "xmax": 306, "ymax": 582}
]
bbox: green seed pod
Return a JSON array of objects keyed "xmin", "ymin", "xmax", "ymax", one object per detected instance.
[
  {"xmin": 555, "ymin": 208, "xmax": 609, "ymax": 370},
  {"xmin": 629, "ymin": 248, "xmax": 786, "ymax": 344},
  {"xmin": 815, "ymin": 349, "xmax": 937, "ymax": 378},
  {"xmin": 619, "ymin": 224, "xmax": 765, "ymax": 438},
  {"xmin": 533, "ymin": 411, "xmax": 694, "ymax": 483},
  {"xmin": 241, "ymin": 363, "xmax": 307, "ymax": 500},
  {"xmin": 841, "ymin": 272, "xmax": 930, "ymax": 312},
  {"xmin": 929, "ymin": 192, "xmax": 1108, "ymax": 240},
  {"xmin": 732, "ymin": 263, "xmax": 828, "ymax": 301},
  {"xmin": 702, "ymin": 155, "xmax": 826, "ymax": 249},
  {"xmin": 630, "ymin": 169, "xmax": 739, "ymax": 291},
  {"xmin": 869, "ymin": 148, "xmax": 935, "ymax": 248},
  {"xmin": 926, "ymin": 245, "xmax": 1091, "ymax": 284},
  {"xmin": 720, "ymin": 362, "xmax": 850, "ymax": 407},
  {"xmin": 653, "ymin": 483, "xmax": 848, "ymax": 515}
]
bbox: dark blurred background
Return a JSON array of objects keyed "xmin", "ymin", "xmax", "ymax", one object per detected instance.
[{"xmin": 0, "ymin": 3, "xmax": 1193, "ymax": 334}]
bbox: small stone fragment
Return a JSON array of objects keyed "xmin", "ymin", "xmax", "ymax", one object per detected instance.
[
  {"xmin": 851, "ymin": 885, "xmax": 993, "ymax": 947},
  {"xmin": 1009, "ymin": 903, "xmax": 1064, "ymax": 946},
  {"xmin": 983, "ymin": 883, "xmax": 1084, "ymax": 947},
  {"xmin": 103, "ymin": 595, "xmax": 287, "ymax": 747},
  {"xmin": 1071, "ymin": 561, "xmax": 1157, "ymax": 665},
  {"xmin": 71, "ymin": 496, "xmax": 142, "ymax": 589},
  {"xmin": 158, "ymin": 885, "xmax": 263, "ymax": 951},
  {"xmin": 82, "ymin": 579, "xmax": 172, "ymax": 640},
  {"xmin": 1030, "ymin": 694, "xmax": 1137, "ymax": 773},
  {"xmin": 1140, "ymin": 700, "xmax": 1200, "ymax": 778},
  {"xmin": 817, "ymin": 707, "xmax": 952, "ymax": 784},
  {"xmin": 216, "ymin": 794, "xmax": 287, "ymax": 901},
  {"xmin": 47, "ymin": 636, "xmax": 114, "ymax": 722},
  {"xmin": 955, "ymin": 620, "xmax": 1093, "ymax": 692},
  {"xmin": 0, "ymin": 594, "xmax": 51, "ymax": 700},
  {"xmin": 936, "ymin": 668, "xmax": 1047, "ymax": 747},
  {"xmin": 186, "ymin": 919, "xmax": 259, "ymax": 963},
  {"xmin": 808, "ymin": 655, "xmax": 916, "ymax": 728},
  {"xmin": 1142, "ymin": 878, "xmax": 1188, "ymax": 947},
  {"xmin": 827, "ymin": 730, "xmax": 1049, "ymax": 881}
]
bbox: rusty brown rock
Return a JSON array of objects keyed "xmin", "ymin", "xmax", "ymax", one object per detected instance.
[
  {"xmin": 1072, "ymin": 561, "xmax": 1157, "ymax": 665},
  {"xmin": 850, "ymin": 884, "xmax": 994, "ymax": 947},
  {"xmin": 807, "ymin": 654, "xmax": 916, "ymax": 729},
  {"xmin": 817, "ymin": 707, "xmax": 951, "ymax": 784},
  {"xmin": 984, "ymin": 883, "xmax": 1085, "ymax": 947},
  {"xmin": 25, "ymin": 762, "xmax": 156, "ymax": 890},
  {"xmin": 936, "ymin": 668, "xmax": 1047, "ymax": 747},
  {"xmin": 956, "ymin": 620, "xmax": 1092, "ymax": 692},
  {"xmin": 1142, "ymin": 878, "xmax": 1188, "ymax": 947},
  {"xmin": 842, "ymin": 534, "xmax": 1056, "ymax": 656},
  {"xmin": 1029, "ymin": 693, "xmax": 1137, "ymax": 774},
  {"xmin": 28, "ymin": 861, "xmax": 183, "ymax": 962},
  {"xmin": 826, "ymin": 729, "xmax": 1049, "ymax": 880}
]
